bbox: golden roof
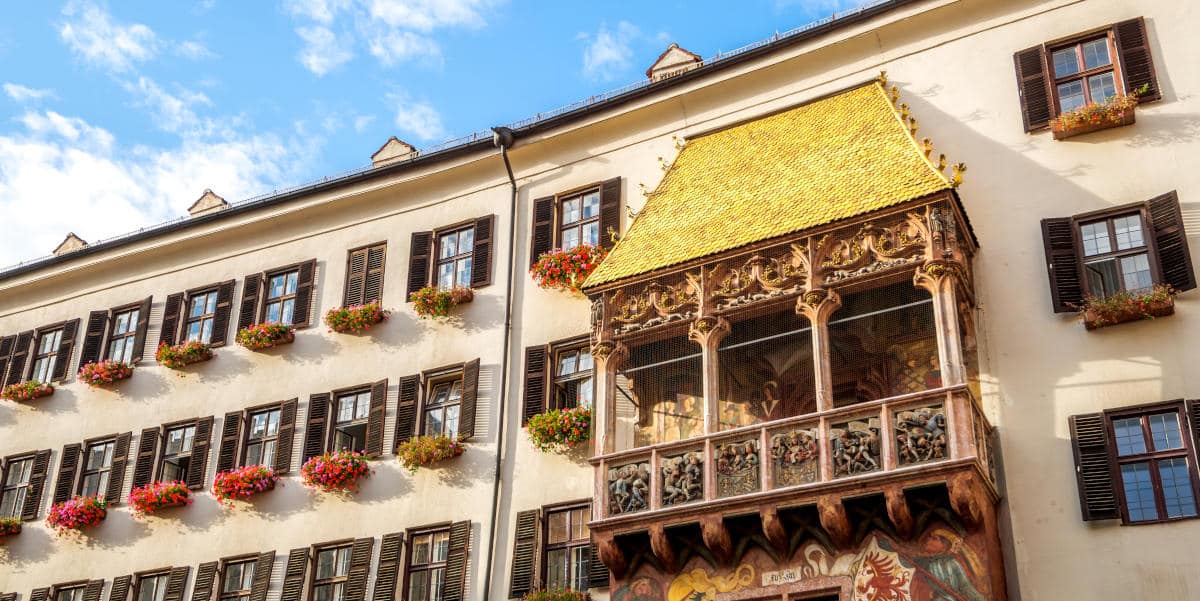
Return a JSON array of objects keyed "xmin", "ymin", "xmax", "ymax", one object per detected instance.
[{"xmin": 583, "ymin": 81, "xmax": 953, "ymax": 289}]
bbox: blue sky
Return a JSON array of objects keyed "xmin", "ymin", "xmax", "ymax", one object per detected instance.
[{"xmin": 0, "ymin": 0, "xmax": 860, "ymax": 267}]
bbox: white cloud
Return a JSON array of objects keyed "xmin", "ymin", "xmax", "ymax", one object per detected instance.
[
  {"xmin": 59, "ymin": 1, "xmax": 160, "ymax": 73},
  {"xmin": 3, "ymin": 83, "xmax": 56, "ymax": 103},
  {"xmin": 177, "ymin": 40, "xmax": 217, "ymax": 60},
  {"xmin": 388, "ymin": 91, "xmax": 445, "ymax": 141},
  {"xmin": 368, "ymin": 30, "xmax": 441, "ymax": 66},
  {"xmin": 285, "ymin": 0, "xmax": 352, "ymax": 24},
  {"xmin": 366, "ymin": 0, "xmax": 492, "ymax": 32},
  {"xmin": 581, "ymin": 21, "xmax": 640, "ymax": 82},
  {"xmin": 354, "ymin": 115, "xmax": 376, "ymax": 133},
  {"xmin": 122, "ymin": 77, "xmax": 213, "ymax": 136},
  {"xmin": 296, "ymin": 25, "xmax": 355, "ymax": 76}
]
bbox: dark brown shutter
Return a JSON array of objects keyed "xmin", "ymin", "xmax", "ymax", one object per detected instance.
[
  {"xmin": 1041, "ymin": 217, "xmax": 1084, "ymax": 312},
  {"xmin": 53, "ymin": 443, "xmax": 82, "ymax": 504},
  {"xmin": 344, "ymin": 248, "xmax": 369, "ymax": 306},
  {"xmin": 372, "ymin": 532, "xmax": 404, "ymax": 601},
  {"xmin": 530, "ymin": 196, "xmax": 555, "ymax": 267},
  {"xmin": 237, "ymin": 273, "xmax": 264, "ymax": 332},
  {"xmin": 188, "ymin": 416, "xmax": 215, "ymax": 491},
  {"xmin": 508, "ymin": 510, "xmax": 540, "ymax": 598},
  {"xmin": 365, "ymin": 379, "xmax": 388, "ymax": 457},
  {"xmin": 106, "ymin": 432, "xmax": 132, "ymax": 505},
  {"xmin": 442, "ymin": 521, "xmax": 471, "ymax": 601},
  {"xmin": 164, "ymin": 567, "xmax": 190, "ymax": 601},
  {"xmin": 588, "ymin": 543, "xmax": 610, "ymax": 588},
  {"xmin": 345, "ymin": 537, "xmax": 375, "ymax": 601},
  {"xmin": 158, "ymin": 293, "xmax": 185, "ymax": 349},
  {"xmin": 131, "ymin": 296, "xmax": 153, "ymax": 362},
  {"xmin": 109, "ymin": 576, "xmax": 131, "ymax": 601},
  {"xmin": 80, "ymin": 310, "xmax": 110, "ymax": 367},
  {"xmin": 1114, "ymin": 17, "xmax": 1161, "ymax": 102},
  {"xmin": 522, "ymin": 346, "xmax": 547, "ymax": 424},
  {"xmin": 1146, "ymin": 191, "xmax": 1196, "ymax": 292},
  {"xmin": 280, "ymin": 548, "xmax": 310, "ymax": 601},
  {"xmin": 0, "ymin": 335, "xmax": 15, "ymax": 388},
  {"xmin": 215, "ymin": 411, "xmax": 244, "ymax": 475},
  {"xmin": 303, "ymin": 393, "xmax": 330, "ymax": 464},
  {"xmin": 471, "ymin": 215, "xmax": 495, "ymax": 288},
  {"xmin": 50, "ymin": 319, "xmax": 80, "ymax": 382},
  {"xmin": 1014, "ymin": 45, "xmax": 1052, "ymax": 132},
  {"xmin": 209, "ymin": 280, "xmax": 236, "ymax": 347},
  {"xmin": 131, "ymin": 427, "xmax": 161, "ymax": 491},
  {"xmin": 291, "ymin": 259, "xmax": 318, "ymax": 328},
  {"xmin": 1188, "ymin": 400, "xmax": 1200, "ymax": 465},
  {"xmin": 82, "ymin": 581, "xmax": 104, "ymax": 601},
  {"xmin": 364, "ymin": 244, "xmax": 386, "ymax": 305},
  {"xmin": 395, "ymin": 375, "xmax": 420, "ymax": 449},
  {"xmin": 191, "ymin": 563, "xmax": 218, "ymax": 601},
  {"xmin": 21, "ymin": 449, "xmax": 52, "ymax": 520},
  {"xmin": 30, "ymin": 589, "xmax": 49, "ymax": 601},
  {"xmin": 599, "ymin": 177, "xmax": 622, "ymax": 250},
  {"xmin": 459, "ymin": 360, "xmax": 480, "ymax": 440},
  {"xmin": 275, "ymin": 398, "xmax": 298, "ymax": 474},
  {"xmin": 1069, "ymin": 413, "xmax": 1120, "ymax": 521},
  {"xmin": 4, "ymin": 331, "xmax": 33, "ymax": 386},
  {"xmin": 249, "ymin": 551, "xmax": 276, "ymax": 601},
  {"xmin": 407, "ymin": 231, "xmax": 433, "ymax": 297},
  {"xmin": 1, "ymin": 593, "xmax": 18, "ymax": 601}
]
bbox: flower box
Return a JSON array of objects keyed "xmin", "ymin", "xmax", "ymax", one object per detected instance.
[
  {"xmin": 522, "ymin": 591, "xmax": 591, "ymax": 601},
  {"xmin": 526, "ymin": 407, "xmax": 592, "ymax": 453},
  {"xmin": 1081, "ymin": 287, "xmax": 1176, "ymax": 330},
  {"xmin": 324, "ymin": 302, "xmax": 390, "ymax": 334},
  {"xmin": 236, "ymin": 324, "xmax": 296, "ymax": 351},
  {"xmin": 410, "ymin": 286, "xmax": 473, "ymax": 319},
  {"xmin": 46, "ymin": 496, "xmax": 107, "ymax": 536},
  {"xmin": 396, "ymin": 435, "xmax": 465, "ymax": 473},
  {"xmin": 1, "ymin": 380, "xmax": 54, "ymax": 402},
  {"xmin": 156, "ymin": 341, "xmax": 214, "ymax": 369},
  {"xmin": 78, "ymin": 360, "xmax": 134, "ymax": 387},
  {"xmin": 531, "ymin": 244, "xmax": 608, "ymax": 294},
  {"xmin": 211, "ymin": 465, "xmax": 279, "ymax": 507},
  {"xmin": 301, "ymin": 450, "xmax": 372, "ymax": 493},
  {"xmin": 129, "ymin": 480, "xmax": 192, "ymax": 516},
  {"xmin": 0, "ymin": 517, "xmax": 20, "ymax": 541},
  {"xmin": 1051, "ymin": 88, "xmax": 1144, "ymax": 141}
]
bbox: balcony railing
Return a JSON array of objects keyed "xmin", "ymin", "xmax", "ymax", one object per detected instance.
[{"xmin": 592, "ymin": 384, "xmax": 993, "ymax": 522}]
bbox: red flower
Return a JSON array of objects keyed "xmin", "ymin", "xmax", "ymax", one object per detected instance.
[
  {"xmin": 211, "ymin": 465, "xmax": 278, "ymax": 508},
  {"xmin": 129, "ymin": 481, "xmax": 192, "ymax": 516},
  {"xmin": 302, "ymin": 450, "xmax": 372, "ymax": 493}
]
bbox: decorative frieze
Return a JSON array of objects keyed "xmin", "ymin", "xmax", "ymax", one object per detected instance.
[
  {"xmin": 818, "ymin": 215, "xmax": 927, "ymax": 285},
  {"xmin": 831, "ymin": 418, "xmax": 881, "ymax": 477},
  {"xmin": 607, "ymin": 275, "xmax": 700, "ymax": 336},
  {"xmin": 608, "ymin": 461, "xmax": 651, "ymax": 515},
  {"xmin": 715, "ymin": 439, "xmax": 761, "ymax": 497},
  {"xmin": 770, "ymin": 428, "xmax": 820, "ymax": 487},
  {"xmin": 661, "ymin": 451, "xmax": 704, "ymax": 506},
  {"xmin": 894, "ymin": 405, "xmax": 948, "ymax": 466}
]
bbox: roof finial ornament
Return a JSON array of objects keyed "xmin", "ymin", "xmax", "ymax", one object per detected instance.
[
  {"xmin": 890, "ymin": 86, "xmax": 900, "ymax": 105},
  {"xmin": 672, "ymin": 135, "xmax": 686, "ymax": 150},
  {"xmin": 900, "ymin": 103, "xmax": 910, "ymax": 121},
  {"xmin": 922, "ymin": 138, "xmax": 933, "ymax": 158},
  {"xmin": 877, "ymin": 70, "xmax": 888, "ymax": 86},
  {"xmin": 952, "ymin": 163, "xmax": 967, "ymax": 186},
  {"xmin": 639, "ymin": 182, "xmax": 650, "ymax": 198},
  {"xmin": 908, "ymin": 117, "xmax": 919, "ymax": 136},
  {"xmin": 658, "ymin": 156, "xmax": 671, "ymax": 172},
  {"xmin": 626, "ymin": 204, "xmax": 639, "ymax": 220},
  {"xmin": 937, "ymin": 154, "xmax": 947, "ymax": 171}
]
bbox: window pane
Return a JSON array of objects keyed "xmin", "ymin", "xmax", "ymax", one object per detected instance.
[
  {"xmin": 267, "ymin": 411, "xmax": 281, "ymax": 435},
  {"xmin": 583, "ymin": 222, "xmax": 600, "ymax": 247},
  {"xmin": 109, "ymin": 338, "xmax": 127, "ymax": 362},
  {"xmin": 445, "ymin": 406, "xmax": 460, "ymax": 439},
  {"xmin": 245, "ymin": 443, "xmax": 262, "ymax": 467},
  {"xmin": 559, "ymin": 352, "xmax": 578, "ymax": 376},
  {"xmin": 582, "ymin": 192, "xmax": 601, "ymax": 219},
  {"xmin": 316, "ymin": 548, "xmax": 336, "ymax": 578},
  {"xmin": 571, "ymin": 546, "xmax": 590, "ymax": 591},
  {"xmin": 546, "ymin": 549, "xmax": 568, "ymax": 591},
  {"xmin": 223, "ymin": 564, "xmax": 243, "ymax": 592},
  {"xmin": 1121, "ymin": 462, "xmax": 1159, "ymax": 522},
  {"xmin": 1088, "ymin": 71, "xmax": 1118, "ymax": 103},
  {"xmin": 562, "ymin": 198, "xmax": 581, "ymax": 225},
  {"xmin": 409, "ymin": 572, "xmax": 429, "ymax": 601},
  {"xmin": 561, "ymin": 227, "xmax": 580, "ymax": 250},
  {"xmin": 438, "ymin": 263, "xmax": 455, "ymax": 290},
  {"xmin": 261, "ymin": 441, "xmax": 276, "ymax": 468},
  {"xmin": 285, "ymin": 272, "xmax": 298, "ymax": 295},
  {"xmin": 269, "ymin": 275, "xmax": 286, "ymax": 300},
  {"xmin": 1081, "ymin": 38, "xmax": 1111, "ymax": 70},
  {"xmin": 1159, "ymin": 458, "xmax": 1198, "ymax": 519},
  {"xmin": 1084, "ymin": 258, "xmax": 1121, "ymax": 299},
  {"xmin": 313, "ymin": 585, "xmax": 330, "ymax": 601},
  {"xmin": 187, "ymin": 321, "xmax": 202, "ymax": 342},
  {"xmin": 1112, "ymin": 215, "xmax": 1144, "ymax": 250},
  {"xmin": 548, "ymin": 511, "xmax": 568, "ymax": 543},
  {"xmin": 1052, "ymin": 47, "xmax": 1080, "ymax": 78},
  {"xmin": 355, "ymin": 394, "xmax": 371, "ymax": 420},
  {"xmin": 429, "ymin": 569, "xmax": 445, "ymax": 601},
  {"xmin": 1149, "ymin": 413, "xmax": 1184, "ymax": 451},
  {"xmin": 1120, "ymin": 254, "xmax": 1153, "ymax": 292},
  {"xmin": 281, "ymin": 299, "xmax": 296, "ymax": 325},
  {"xmin": 241, "ymin": 563, "xmax": 256, "ymax": 589},
  {"xmin": 459, "ymin": 228, "xmax": 474, "ymax": 250},
  {"xmin": 412, "ymin": 534, "xmax": 431, "ymax": 564},
  {"xmin": 265, "ymin": 302, "xmax": 282, "ymax": 324},
  {"xmin": 1057, "ymin": 80, "xmax": 1086, "ymax": 112},
  {"xmin": 1113, "ymin": 417, "xmax": 1148, "ymax": 456},
  {"xmin": 336, "ymin": 546, "xmax": 352, "ymax": 575},
  {"xmin": 190, "ymin": 296, "xmax": 206, "ymax": 318},
  {"xmin": 1080, "ymin": 222, "xmax": 1112, "ymax": 257},
  {"xmin": 572, "ymin": 507, "xmax": 590, "ymax": 539},
  {"xmin": 449, "ymin": 381, "xmax": 463, "ymax": 402},
  {"xmin": 456, "ymin": 257, "xmax": 472, "ymax": 288},
  {"xmin": 0, "ymin": 489, "xmax": 24, "ymax": 518},
  {"xmin": 432, "ymin": 531, "xmax": 450, "ymax": 561},
  {"xmin": 201, "ymin": 318, "xmax": 214, "ymax": 343},
  {"xmin": 114, "ymin": 312, "xmax": 132, "ymax": 335},
  {"xmin": 440, "ymin": 232, "xmax": 458, "ymax": 259},
  {"xmin": 338, "ymin": 396, "xmax": 355, "ymax": 422},
  {"xmin": 426, "ymin": 408, "xmax": 444, "ymax": 437},
  {"xmin": 578, "ymin": 351, "xmax": 593, "ymax": 373},
  {"xmin": 206, "ymin": 292, "xmax": 218, "ymax": 314},
  {"xmin": 250, "ymin": 413, "xmax": 268, "ymax": 438},
  {"xmin": 430, "ymin": 384, "xmax": 449, "ymax": 406}
]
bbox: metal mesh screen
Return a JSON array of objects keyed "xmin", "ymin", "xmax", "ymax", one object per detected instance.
[
  {"xmin": 717, "ymin": 307, "xmax": 814, "ymax": 431},
  {"xmin": 613, "ymin": 333, "xmax": 704, "ymax": 451}
]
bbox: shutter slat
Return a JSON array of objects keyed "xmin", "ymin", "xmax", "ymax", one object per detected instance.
[
  {"xmin": 588, "ymin": 542, "xmax": 610, "ymax": 588},
  {"xmin": 215, "ymin": 411, "xmax": 244, "ymax": 475},
  {"xmin": 1069, "ymin": 413, "xmax": 1120, "ymax": 521},
  {"xmin": 0, "ymin": 335, "xmax": 16, "ymax": 389},
  {"xmin": 82, "ymin": 581, "xmax": 104, "ymax": 601},
  {"xmin": 345, "ymin": 538, "xmax": 375, "ymax": 601},
  {"xmin": 191, "ymin": 562, "xmax": 218, "ymax": 601},
  {"xmin": 50, "ymin": 319, "xmax": 81, "ymax": 382},
  {"xmin": 530, "ymin": 196, "xmax": 555, "ymax": 267},
  {"xmin": 303, "ymin": 393, "xmax": 330, "ymax": 464},
  {"xmin": 408, "ymin": 232, "xmax": 433, "ymax": 297},
  {"xmin": 1114, "ymin": 17, "xmax": 1161, "ymax": 102},
  {"xmin": 280, "ymin": 548, "xmax": 310, "ymax": 601},
  {"xmin": 1, "ymin": 593, "xmax": 18, "ymax": 601},
  {"xmin": 109, "ymin": 576, "xmax": 132, "ymax": 601},
  {"xmin": 31, "ymin": 589, "xmax": 49, "ymax": 601},
  {"xmin": 1041, "ymin": 217, "xmax": 1083, "ymax": 312},
  {"xmin": 209, "ymin": 280, "xmax": 236, "ymax": 347},
  {"xmin": 508, "ymin": 510, "xmax": 540, "ymax": 598},
  {"xmin": 366, "ymin": 379, "xmax": 388, "ymax": 457},
  {"xmin": 291, "ymin": 259, "xmax": 318, "ymax": 328},
  {"xmin": 459, "ymin": 360, "xmax": 480, "ymax": 441},
  {"xmin": 522, "ymin": 347, "xmax": 547, "ymax": 425},
  {"xmin": 80, "ymin": 310, "xmax": 110, "ymax": 367},
  {"xmin": 131, "ymin": 427, "xmax": 161, "ymax": 492},
  {"xmin": 53, "ymin": 443, "xmax": 82, "ymax": 504},
  {"xmin": 275, "ymin": 398, "xmax": 298, "ymax": 474},
  {"xmin": 364, "ymin": 244, "xmax": 387, "ymax": 305},
  {"xmin": 131, "ymin": 296, "xmax": 153, "ymax": 362},
  {"xmin": 599, "ymin": 177, "xmax": 622, "ymax": 250},
  {"xmin": 1014, "ymin": 45, "xmax": 1052, "ymax": 132},
  {"xmin": 344, "ymin": 248, "xmax": 369, "ymax": 307},
  {"xmin": 237, "ymin": 273, "xmax": 264, "ymax": 332},
  {"xmin": 106, "ymin": 432, "xmax": 132, "ymax": 505},
  {"xmin": 249, "ymin": 551, "xmax": 276, "ymax": 601},
  {"xmin": 164, "ymin": 567, "xmax": 190, "ymax": 601},
  {"xmin": 188, "ymin": 416, "xmax": 215, "ymax": 491},
  {"xmin": 372, "ymin": 532, "xmax": 404, "ymax": 601},
  {"xmin": 5, "ymin": 331, "xmax": 34, "ymax": 387},
  {"xmin": 21, "ymin": 449, "xmax": 52, "ymax": 520},
  {"xmin": 395, "ymin": 375, "xmax": 420, "ymax": 449},
  {"xmin": 442, "ymin": 521, "xmax": 471, "ymax": 601},
  {"xmin": 158, "ymin": 293, "xmax": 185, "ymax": 349},
  {"xmin": 1147, "ymin": 191, "xmax": 1196, "ymax": 292},
  {"xmin": 471, "ymin": 215, "xmax": 495, "ymax": 288}
]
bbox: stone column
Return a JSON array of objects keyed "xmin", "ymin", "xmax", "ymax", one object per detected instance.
[
  {"xmin": 688, "ymin": 316, "xmax": 730, "ymax": 435},
  {"xmin": 590, "ymin": 340, "xmax": 628, "ymax": 456},
  {"xmin": 914, "ymin": 263, "xmax": 967, "ymax": 387},
  {"xmin": 796, "ymin": 289, "xmax": 842, "ymax": 412}
]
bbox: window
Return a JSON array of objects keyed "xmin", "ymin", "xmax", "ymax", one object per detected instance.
[
  {"xmin": 1079, "ymin": 213, "xmax": 1153, "ymax": 298},
  {"xmin": 544, "ymin": 506, "xmax": 592, "ymax": 591},
  {"xmin": 136, "ymin": 573, "xmax": 170, "ymax": 601},
  {"xmin": 54, "ymin": 585, "xmax": 86, "ymax": 601},
  {"xmin": 408, "ymin": 530, "xmax": 450, "ymax": 601},
  {"xmin": 220, "ymin": 559, "xmax": 257, "ymax": 601},
  {"xmin": 333, "ymin": 390, "xmax": 371, "ymax": 453},
  {"xmin": 436, "ymin": 225, "xmax": 475, "ymax": 290},
  {"xmin": 558, "ymin": 189, "xmax": 601, "ymax": 250},
  {"xmin": 244, "ymin": 408, "xmax": 281, "ymax": 468},
  {"xmin": 186, "ymin": 289, "xmax": 220, "ymax": 344},
  {"xmin": 1050, "ymin": 34, "xmax": 1120, "ymax": 113},
  {"xmin": 29, "ymin": 328, "xmax": 63, "ymax": 384},
  {"xmin": 159, "ymin": 424, "xmax": 196, "ymax": 482},
  {"xmin": 263, "ymin": 269, "xmax": 301, "ymax": 325},
  {"xmin": 79, "ymin": 439, "xmax": 115, "ymax": 497},
  {"xmin": 312, "ymin": 545, "xmax": 353, "ymax": 601},
  {"xmin": 0, "ymin": 456, "xmax": 33, "ymax": 519},
  {"xmin": 1110, "ymin": 408, "xmax": 1198, "ymax": 523},
  {"xmin": 424, "ymin": 376, "xmax": 462, "ymax": 439},
  {"xmin": 107, "ymin": 307, "xmax": 141, "ymax": 363},
  {"xmin": 552, "ymin": 344, "xmax": 594, "ymax": 410},
  {"xmin": 343, "ymin": 243, "xmax": 386, "ymax": 306}
]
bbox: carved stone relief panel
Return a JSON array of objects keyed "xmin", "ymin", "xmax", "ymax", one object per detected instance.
[
  {"xmin": 831, "ymin": 418, "xmax": 881, "ymax": 478},
  {"xmin": 661, "ymin": 451, "xmax": 704, "ymax": 506},
  {"xmin": 608, "ymin": 461, "xmax": 651, "ymax": 516},
  {"xmin": 708, "ymin": 244, "xmax": 809, "ymax": 312},
  {"xmin": 715, "ymin": 439, "xmax": 761, "ymax": 497},
  {"xmin": 607, "ymin": 273, "xmax": 700, "ymax": 336},
  {"xmin": 893, "ymin": 405, "xmax": 948, "ymax": 467},
  {"xmin": 819, "ymin": 215, "xmax": 928, "ymax": 285},
  {"xmin": 769, "ymin": 427, "xmax": 820, "ymax": 487}
]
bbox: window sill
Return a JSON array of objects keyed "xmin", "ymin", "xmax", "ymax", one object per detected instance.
[
  {"xmin": 1082, "ymin": 295, "xmax": 1174, "ymax": 330},
  {"xmin": 1052, "ymin": 105, "xmax": 1136, "ymax": 141}
]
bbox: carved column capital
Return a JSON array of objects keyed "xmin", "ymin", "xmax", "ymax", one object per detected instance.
[
  {"xmin": 795, "ymin": 288, "xmax": 842, "ymax": 322},
  {"xmin": 688, "ymin": 315, "xmax": 730, "ymax": 346},
  {"xmin": 590, "ymin": 340, "xmax": 628, "ymax": 370},
  {"xmin": 913, "ymin": 259, "xmax": 968, "ymax": 295}
]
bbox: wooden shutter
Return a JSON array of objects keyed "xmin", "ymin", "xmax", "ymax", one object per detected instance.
[
  {"xmin": 292, "ymin": 259, "xmax": 318, "ymax": 328},
  {"xmin": 303, "ymin": 393, "xmax": 331, "ymax": 464},
  {"xmin": 82, "ymin": 581, "xmax": 104, "ymax": 601},
  {"xmin": 209, "ymin": 280, "xmax": 236, "ymax": 346},
  {"xmin": 1014, "ymin": 45, "xmax": 1052, "ymax": 132},
  {"xmin": 4, "ymin": 331, "xmax": 33, "ymax": 387},
  {"xmin": 366, "ymin": 379, "xmax": 388, "ymax": 457},
  {"xmin": 508, "ymin": 510, "xmax": 540, "ymax": 598},
  {"xmin": 49, "ymin": 319, "xmax": 80, "ymax": 382},
  {"xmin": 372, "ymin": 532, "xmax": 404, "ymax": 601},
  {"xmin": 237, "ymin": 273, "xmax": 264, "ymax": 332},
  {"xmin": 53, "ymin": 443, "xmax": 82, "ymax": 504},
  {"xmin": 345, "ymin": 538, "xmax": 375, "ymax": 601},
  {"xmin": 131, "ymin": 296, "xmax": 153, "ymax": 362},
  {"xmin": 530, "ymin": 196, "xmax": 555, "ymax": 267},
  {"xmin": 1146, "ymin": 191, "xmax": 1196, "ymax": 292},
  {"xmin": 109, "ymin": 576, "xmax": 131, "ymax": 601},
  {"xmin": 344, "ymin": 247, "xmax": 369, "ymax": 306},
  {"xmin": 215, "ymin": 411, "xmax": 244, "ymax": 475},
  {"xmin": 1069, "ymin": 413, "xmax": 1120, "ymax": 521},
  {"xmin": 158, "ymin": 293, "xmax": 185, "ymax": 349},
  {"xmin": 407, "ymin": 231, "xmax": 433, "ymax": 297},
  {"xmin": 164, "ymin": 567, "xmax": 190, "ymax": 601},
  {"xmin": 1, "ymin": 593, "xmax": 18, "ymax": 601},
  {"xmin": 364, "ymin": 245, "xmax": 387, "ymax": 305},
  {"xmin": 1188, "ymin": 401, "xmax": 1200, "ymax": 466},
  {"xmin": 395, "ymin": 375, "xmax": 420, "ymax": 449},
  {"xmin": 275, "ymin": 398, "xmax": 298, "ymax": 474},
  {"xmin": 1114, "ymin": 17, "xmax": 1161, "ymax": 102},
  {"xmin": 459, "ymin": 360, "xmax": 480, "ymax": 441},
  {"xmin": 0, "ymin": 335, "xmax": 15, "ymax": 388},
  {"xmin": 471, "ymin": 215, "xmax": 495, "ymax": 288},
  {"xmin": 80, "ymin": 310, "xmax": 110, "ymax": 367},
  {"xmin": 249, "ymin": 551, "xmax": 276, "ymax": 601},
  {"xmin": 599, "ymin": 177, "xmax": 622, "ymax": 250},
  {"xmin": 106, "ymin": 432, "xmax": 132, "ymax": 505},
  {"xmin": 588, "ymin": 543, "xmax": 610, "ymax": 588},
  {"xmin": 20, "ymin": 449, "xmax": 52, "ymax": 520},
  {"xmin": 188, "ymin": 416, "xmax": 215, "ymax": 491},
  {"xmin": 1041, "ymin": 217, "xmax": 1084, "ymax": 312},
  {"xmin": 131, "ymin": 427, "xmax": 161, "ymax": 491},
  {"xmin": 191, "ymin": 562, "xmax": 218, "ymax": 601},
  {"xmin": 522, "ymin": 346, "xmax": 548, "ymax": 425},
  {"xmin": 280, "ymin": 548, "xmax": 310, "ymax": 601},
  {"xmin": 442, "ymin": 521, "xmax": 471, "ymax": 601},
  {"xmin": 30, "ymin": 590, "xmax": 49, "ymax": 601}
]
